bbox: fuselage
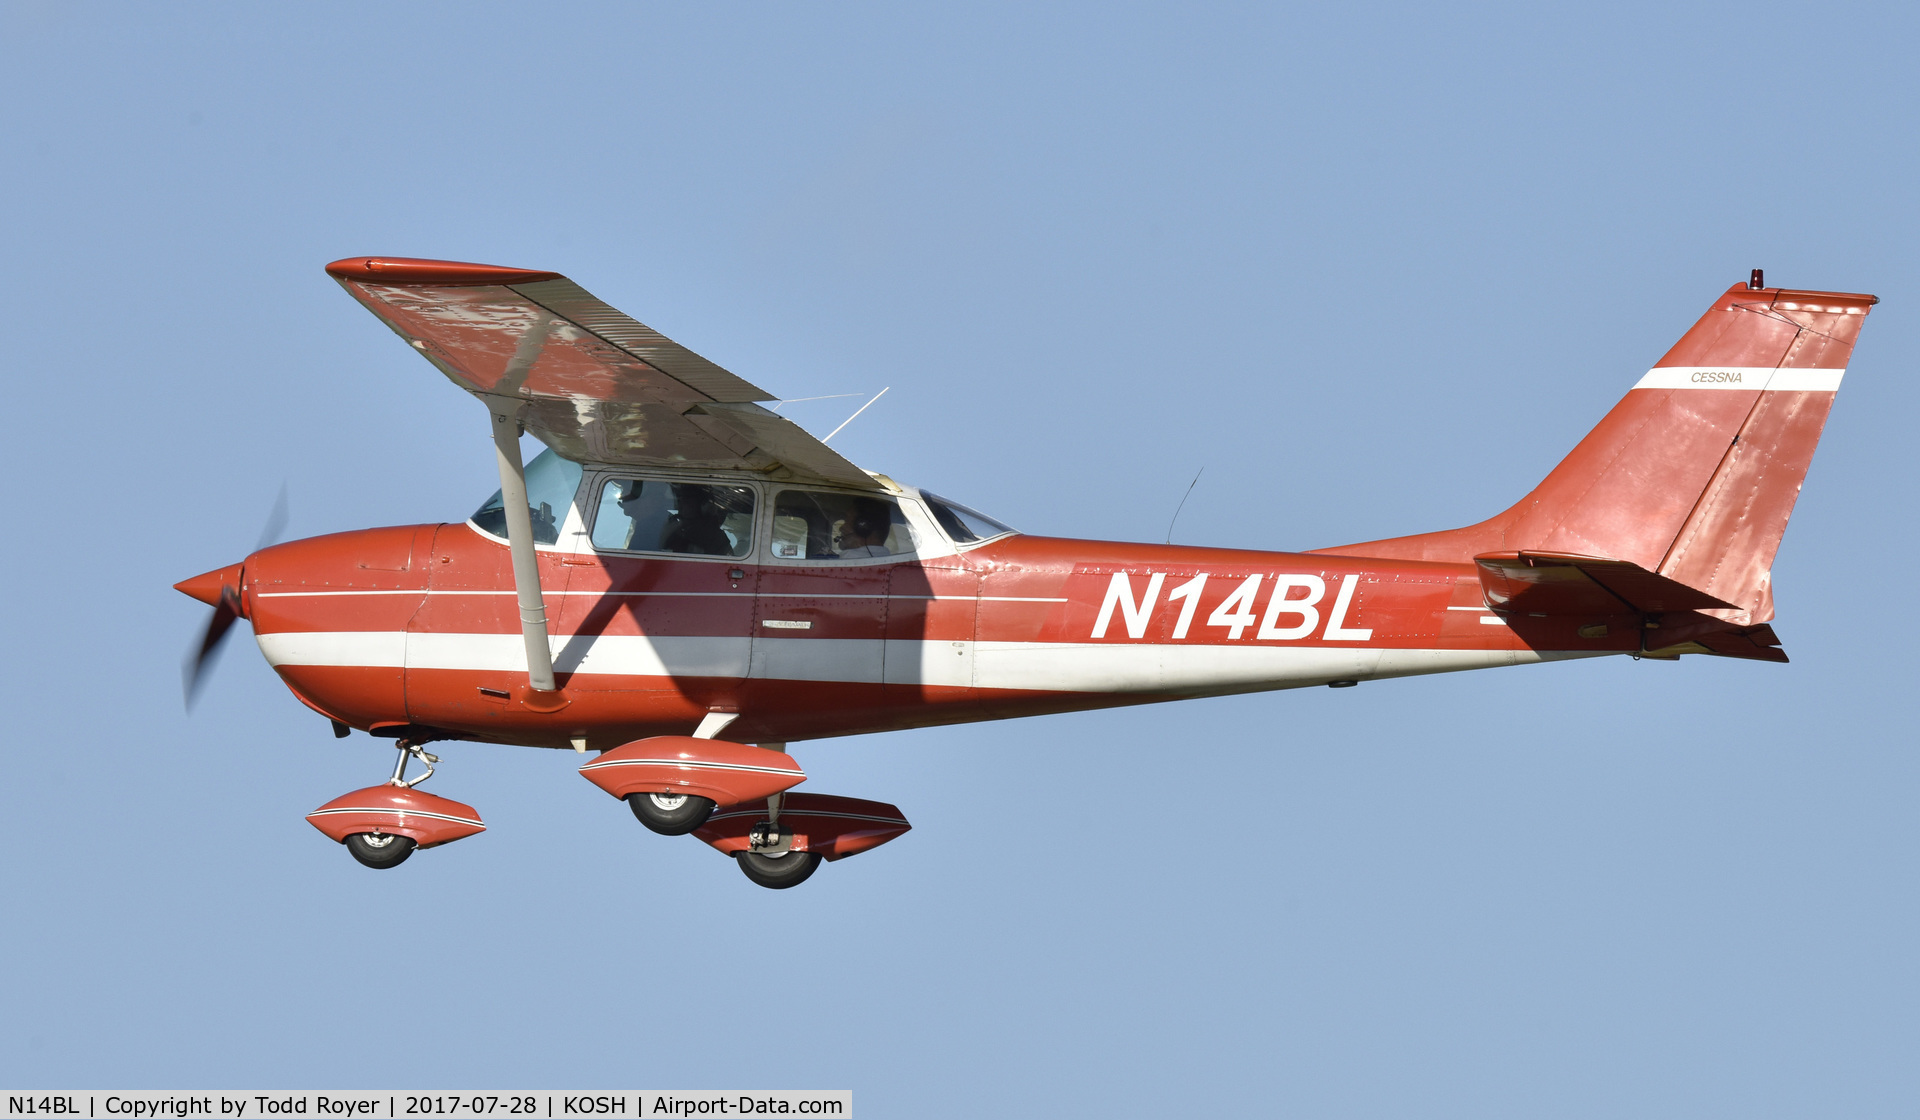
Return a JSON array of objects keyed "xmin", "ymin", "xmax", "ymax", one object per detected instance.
[{"xmin": 237, "ymin": 472, "xmax": 1620, "ymax": 749}]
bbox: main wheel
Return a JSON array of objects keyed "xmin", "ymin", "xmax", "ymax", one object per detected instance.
[
  {"xmin": 627, "ymin": 791, "xmax": 716, "ymax": 836},
  {"xmin": 737, "ymin": 849, "xmax": 822, "ymax": 889},
  {"xmin": 345, "ymin": 832, "xmax": 416, "ymax": 869}
]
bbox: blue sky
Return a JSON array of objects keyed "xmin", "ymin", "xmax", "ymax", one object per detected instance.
[{"xmin": 3, "ymin": 3, "xmax": 1917, "ymax": 1115}]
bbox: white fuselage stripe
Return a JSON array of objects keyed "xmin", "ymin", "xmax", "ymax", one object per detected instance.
[{"xmin": 255, "ymin": 630, "xmax": 1601, "ymax": 695}]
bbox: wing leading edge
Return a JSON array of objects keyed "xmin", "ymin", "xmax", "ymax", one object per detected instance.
[{"xmin": 325, "ymin": 256, "xmax": 878, "ymax": 488}]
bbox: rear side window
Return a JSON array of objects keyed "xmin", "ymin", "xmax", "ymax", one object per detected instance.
[
  {"xmin": 770, "ymin": 490, "xmax": 916, "ymax": 561},
  {"xmin": 591, "ymin": 479, "xmax": 755, "ymax": 558}
]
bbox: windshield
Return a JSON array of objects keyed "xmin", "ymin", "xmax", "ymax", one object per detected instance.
[
  {"xmin": 921, "ymin": 492, "xmax": 1015, "ymax": 544},
  {"xmin": 471, "ymin": 449, "xmax": 583, "ymax": 545}
]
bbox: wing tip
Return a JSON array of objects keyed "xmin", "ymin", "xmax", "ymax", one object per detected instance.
[{"xmin": 325, "ymin": 256, "xmax": 562, "ymax": 286}]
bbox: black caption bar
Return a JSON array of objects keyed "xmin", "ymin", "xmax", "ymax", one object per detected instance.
[{"xmin": 0, "ymin": 1094, "xmax": 850, "ymax": 1120}]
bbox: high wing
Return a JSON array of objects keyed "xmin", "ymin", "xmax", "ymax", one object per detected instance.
[{"xmin": 325, "ymin": 256, "xmax": 878, "ymax": 488}]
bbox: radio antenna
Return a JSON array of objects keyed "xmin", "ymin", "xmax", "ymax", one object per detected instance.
[
  {"xmin": 1165, "ymin": 467, "xmax": 1204, "ymax": 544},
  {"xmin": 822, "ymin": 387, "xmax": 890, "ymax": 444}
]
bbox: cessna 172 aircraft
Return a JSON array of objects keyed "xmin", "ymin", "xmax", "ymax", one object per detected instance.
[{"xmin": 177, "ymin": 258, "xmax": 1874, "ymax": 887}]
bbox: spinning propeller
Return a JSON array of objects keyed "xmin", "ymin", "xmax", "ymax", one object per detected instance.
[{"xmin": 179, "ymin": 486, "xmax": 288, "ymax": 707}]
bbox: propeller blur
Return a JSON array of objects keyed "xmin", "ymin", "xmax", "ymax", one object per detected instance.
[{"xmin": 179, "ymin": 485, "xmax": 287, "ymax": 706}]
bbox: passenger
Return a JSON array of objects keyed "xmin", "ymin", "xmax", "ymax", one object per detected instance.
[
  {"xmin": 836, "ymin": 500, "xmax": 895, "ymax": 558},
  {"xmin": 662, "ymin": 486, "xmax": 735, "ymax": 556}
]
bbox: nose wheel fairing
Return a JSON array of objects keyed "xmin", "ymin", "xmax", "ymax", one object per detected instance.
[{"xmin": 305, "ymin": 784, "xmax": 485, "ymax": 850}]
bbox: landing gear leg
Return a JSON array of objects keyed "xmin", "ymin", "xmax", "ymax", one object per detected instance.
[{"xmin": 387, "ymin": 739, "xmax": 439, "ymax": 788}]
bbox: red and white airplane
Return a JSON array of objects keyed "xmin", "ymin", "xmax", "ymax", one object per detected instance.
[{"xmin": 177, "ymin": 258, "xmax": 1874, "ymax": 888}]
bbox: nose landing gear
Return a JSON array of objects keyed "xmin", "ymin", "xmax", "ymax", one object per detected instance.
[
  {"xmin": 345, "ymin": 831, "xmax": 416, "ymax": 869},
  {"xmin": 305, "ymin": 740, "xmax": 485, "ymax": 869}
]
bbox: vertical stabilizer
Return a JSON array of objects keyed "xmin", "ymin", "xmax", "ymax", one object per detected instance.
[{"xmin": 1314, "ymin": 280, "xmax": 1875, "ymax": 625}]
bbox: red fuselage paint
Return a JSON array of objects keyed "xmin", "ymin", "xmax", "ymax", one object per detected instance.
[{"xmin": 239, "ymin": 518, "xmax": 1621, "ymax": 750}]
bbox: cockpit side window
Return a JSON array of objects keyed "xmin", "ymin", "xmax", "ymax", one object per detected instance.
[
  {"xmin": 590, "ymin": 479, "xmax": 756, "ymax": 558},
  {"xmin": 770, "ymin": 490, "xmax": 916, "ymax": 562},
  {"xmin": 921, "ymin": 492, "xmax": 1015, "ymax": 544},
  {"xmin": 471, "ymin": 449, "xmax": 583, "ymax": 546}
]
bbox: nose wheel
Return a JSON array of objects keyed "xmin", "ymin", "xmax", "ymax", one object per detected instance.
[{"xmin": 345, "ymin": 831, "xmax": 416, "ymax": 869}]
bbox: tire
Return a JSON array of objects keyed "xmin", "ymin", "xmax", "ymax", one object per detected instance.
[
  {"xmin": 737, "ymin": 850, "xmax": 822, "ymax": 889},
  {"xmin": 345, "ymin": 832, "xmax": 416, "ymax": 869},
  {"xmin": 627, "ymin": 791, "xmax": 717, "ymax": 836}
]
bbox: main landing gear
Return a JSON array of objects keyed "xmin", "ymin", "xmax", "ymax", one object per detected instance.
[
  {"xmin": 738, "ymin": 851, "xmax": 824, "ymax": 889},
  {"xmin": 578, "ymin": 734, "xmax": 912, "ymax": 890},
  {"xmin": 305, "ymin": 740, "xmax": 486, "ymax": 869},
  {"xmin": 627, "ymin": 791, "xmax": 716, "ymax": 835},
  {"xmin": 733, "ymin": 805, "xmax": 822, "ymax": 889}
]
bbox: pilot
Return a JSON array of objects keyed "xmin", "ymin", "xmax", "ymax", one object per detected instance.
[
  {"xmin": 662, "ymin": 486, "xmax": 735, "ymax": 556},
  {"xmin": 616, "ymin": 481, "xmax": 654, "ymax": 550},
  {"xmin": 836, "ymin": 500, "xmax": 895, "ymax": 559}
]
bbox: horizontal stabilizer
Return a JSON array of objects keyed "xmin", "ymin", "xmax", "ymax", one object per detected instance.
[
  {"xmin": 1695, "ymin": 624, "xmax": 1789, "ymax": 663},
  {"xmin": 1476, "ymin": 551, "xmax": 1737, "ymax": 616},
  {"xmin": 1647, "ymin": 623, "xmax": 1790, "ymax": 663}
]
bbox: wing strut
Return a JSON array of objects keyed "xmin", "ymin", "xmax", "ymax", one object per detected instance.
[{"xmin": 487, "ymin": 398, "xmax": 559, "ymax": 696}]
